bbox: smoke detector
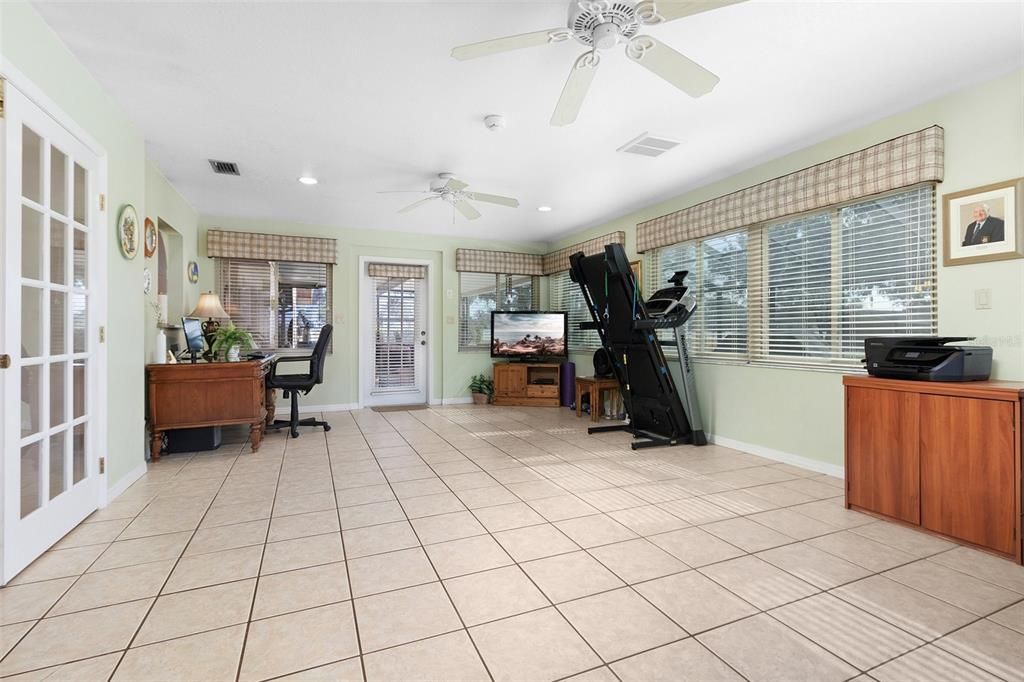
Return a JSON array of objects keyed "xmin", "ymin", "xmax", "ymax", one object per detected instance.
[{"xmin": 483, "ymin": 114, "xmax": 507, "ymax": 131}]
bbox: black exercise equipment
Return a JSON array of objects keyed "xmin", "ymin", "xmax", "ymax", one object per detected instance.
[
  {"xmin": 592, "ymin": 348, "xmax": 613, "ymax": 378},
  {"xmin": 568, "ymin": 244, "xmax": 706, "ymax": 449},
  {"xmin": 267, "ymin": 324, "xmax": 333, "ymax": 438}
]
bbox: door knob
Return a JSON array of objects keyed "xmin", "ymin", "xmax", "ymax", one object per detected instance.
[{"xmin": 0, "ymin": 354, "xmax": 10, "ymax": 369}]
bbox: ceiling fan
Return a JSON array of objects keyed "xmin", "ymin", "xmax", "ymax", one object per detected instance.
[
  {"xmin": 451, "ymin": 0, "xmax": 743, "ymax": 126},
  {"xmin": 378, "ymin": 173, "xmax": 520, "ymax": 221}
]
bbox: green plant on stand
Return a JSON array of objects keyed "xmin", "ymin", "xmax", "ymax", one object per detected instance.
[
  {"xmin": 469, "ymin": 373, "xmax": 493, "ymax": 405},
  {"xmin": 211, "ymin": 323, "xmax": 255, "ymax": 362}
]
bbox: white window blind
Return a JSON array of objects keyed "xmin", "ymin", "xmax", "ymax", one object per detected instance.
[
  {"xmin": 215, "ymin": 258, "xmax": 332, "ymax": 351},
  {"xmin": 458, "ymin": 273, "xmax": 538, "ymax": 351},
  {"xmin": 372, "ymin": 275, "xmax": 423, "ymax": 391},
  {"xmin": 646, "ymin": 242, "xmax": 697, "ymax": 350},
  {"xmin": 643, "ymin": 185, "xmax": 936, "ymax": 369},
  {"xmin": 550, "ymin": 271, "xmax": 601, "ymax": 352}
]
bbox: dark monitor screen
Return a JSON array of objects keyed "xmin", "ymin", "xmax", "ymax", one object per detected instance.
[{"xmin": 182, "ymin": 317, "xmax": 205, "ymax": 354}]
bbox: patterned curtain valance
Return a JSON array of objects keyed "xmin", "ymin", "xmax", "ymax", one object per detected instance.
[
  {"xmin": 636, "ymin": 125, "xmax": 945, "ymax": 253},
  {"xmin": 455, "ymin": 249, "xmax": 543, "ymax": 276},
  {"xmin": 207, "ymin": 229, "xmax": 337, "ymax": 264},
  {"xmin": 367, "ymin": 262, "xmax": 426, "ymax": 279},
  {"xmin": 542, "ymin": 231, "xmax": 626, "ymax": 274}
]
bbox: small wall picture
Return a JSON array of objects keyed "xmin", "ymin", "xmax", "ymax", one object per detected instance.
[
  {"xmin": 944, "ymin": 178, "xmax": 1024, "ymax": 266},
  {"xmin": 187, "ymin": 260, "xmax": 200, "ymax": 283},
  {"xmin": 117, "ymin": 204, "xmax": 139, "ymax": 259},
  {"xmin": 144, "ymin": 217, "xmax": 158, "ymax": 258}
]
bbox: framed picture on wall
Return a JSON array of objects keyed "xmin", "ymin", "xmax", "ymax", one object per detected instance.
[{"xmin": 943, "ymin": 178, "xmax": 1024, "ymax": 266}]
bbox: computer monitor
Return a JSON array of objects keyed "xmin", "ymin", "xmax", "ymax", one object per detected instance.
[{"xmin": 181, "ymin": 317, "xmax": 205, "ymax": 363}]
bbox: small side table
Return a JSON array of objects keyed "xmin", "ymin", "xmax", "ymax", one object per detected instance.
[{"xmin": 576, "ymin": 376, "xmax": 621, "ymax": 422}]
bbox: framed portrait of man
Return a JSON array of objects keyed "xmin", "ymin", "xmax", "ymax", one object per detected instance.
[{"xmin": 944, "ymin": 178, "xmax": 1024, "ymax": 266}]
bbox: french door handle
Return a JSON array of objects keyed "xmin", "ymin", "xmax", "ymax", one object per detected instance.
[{"xmin": 0, "ymin": 354, "xmax": 10, "ymax": 369}]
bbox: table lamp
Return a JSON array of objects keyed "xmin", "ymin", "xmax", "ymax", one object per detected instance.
[{"xmin": 189, "ymin": 291, "xmax": 229, "ymax": 360}]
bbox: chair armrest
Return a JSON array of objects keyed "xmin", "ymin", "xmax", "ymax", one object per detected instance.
[{"xmin": 270, "ymin": 355, "xmax": 314, "ymax": 379}]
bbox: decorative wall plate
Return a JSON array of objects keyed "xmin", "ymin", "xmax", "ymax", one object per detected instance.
[
  {"xmin": 187, "ymin": 260, "xmax": 200, "ymax": 283},
  {"xmin": 144, "ymin": 217, "xmax": 158, "ymax": 258},
  {"xmin": 143, "ymin": 267, "xmax": 152, "ymax": 294},
  {"xmin": 118, "ymin": 204, "xmax": 140, "ymax": 259}
]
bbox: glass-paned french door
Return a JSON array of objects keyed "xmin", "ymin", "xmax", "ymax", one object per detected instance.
[
  {"xmin": 363, "ymin": 263, "xmax": 428, "ymax": 406},
  {"xmin": 2, "ymin": 82, "xmax": 105, "ymax": 584}
]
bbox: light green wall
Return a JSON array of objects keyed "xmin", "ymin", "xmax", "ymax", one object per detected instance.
[
  {"xmin": 549, "ymin": 69, "xmax": 1024, "ymax": 469},
  {"xmin": 198, "ymin": 217, "xmax": 546, "ymax": 406}
]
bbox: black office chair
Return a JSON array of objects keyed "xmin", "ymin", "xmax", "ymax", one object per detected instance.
[{"xmin": 267, "ymin": 324, "xmax": 333, "ymax": 438}]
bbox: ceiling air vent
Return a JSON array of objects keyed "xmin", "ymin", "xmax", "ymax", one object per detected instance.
[
  {"xmin": 208, "ymin": 159, "xmax": 240, "ymax": 175},
  {"xmin": 617, "ymin": 133, "xmax": 680, "ymax": 158}
]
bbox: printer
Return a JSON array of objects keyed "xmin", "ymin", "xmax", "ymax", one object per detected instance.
[{"xmin": 864, "ymin": 337, "xmax": 992, "ymax": 382}]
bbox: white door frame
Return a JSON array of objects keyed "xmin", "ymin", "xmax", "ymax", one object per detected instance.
[
  {"xmin": 358, "ymin": 256, "xmax": 433, "ymax": 407},
  {"xmin": 0, "ymin": 66, "xmax": 109, "ymax": 584}
]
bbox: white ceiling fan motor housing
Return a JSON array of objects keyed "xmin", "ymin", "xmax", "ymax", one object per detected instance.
[{"xmin": 568, "ymin": 0, "xmax": 640, "ymax": 48}]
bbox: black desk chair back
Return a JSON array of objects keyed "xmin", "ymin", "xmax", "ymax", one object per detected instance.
[{"xmin": 267, "ymin": 324, "xmax": 333, "ymax": 438}]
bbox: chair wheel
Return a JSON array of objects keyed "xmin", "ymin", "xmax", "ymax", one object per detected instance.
[
  {"xmin": 290, "ymin": 429, "xmax": 299, "ymax": 438},
  {"xmin": 323, "ymin": 424, "xmax": 331, "ymax": 432}
]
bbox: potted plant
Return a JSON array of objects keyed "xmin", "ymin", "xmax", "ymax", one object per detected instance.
[
  {"xmin": 469, "ymin": 373, "xmax": 493, "ymax": 405},
  {"xmin": 211, "ymin": 322, "xmax": 255, "ymax": 362}
]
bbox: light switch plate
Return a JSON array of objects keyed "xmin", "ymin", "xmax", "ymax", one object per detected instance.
[
  {"xmin": 974, "ymin": 288, "xmax": 992, "ymax": 310},
  {"xmin": 446, "ymin": 315, "xmax": 455, "ymax": 324}
]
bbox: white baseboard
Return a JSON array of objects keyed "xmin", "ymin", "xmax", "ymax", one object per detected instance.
[
  {"xmin": 441, "ymin": 397, "xmax": 473, "ymax": 405},
  {"xmin": 106, "ymin": 461, "xmax": 148, "ymax": 504},
  {"xmin": 275, "ymin": 402, "xmax": 359, "ymax": 416},
  {"xmin": 709, "ymin": 434, "xmax": 845, "ymax": 479}
]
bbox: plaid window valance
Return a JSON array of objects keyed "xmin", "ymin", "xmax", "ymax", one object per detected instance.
[
  {"xmin": 455, "ymin": 249, "xmax": 543, "ymax": 276},
  {"xmin": 636, "ymin": 125, "xmax": 945, "ymax": 253},
  {"xmin": 207, "ymin": 229, "xmax": 337, "ymax": 264},
  {"xmin": 367, "ymin": 263, "xmax": 426, "ymax": 279},
  {"xmin": 542, "ymin": 231, "xmax": 626, "ymax": 274}
]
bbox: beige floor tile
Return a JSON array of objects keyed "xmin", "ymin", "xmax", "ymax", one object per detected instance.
[
  {"xmin": 201, "ymin": 500, "xmax": 274, "ymax": 528},
  {"xmin": 9, "ymin": 544, "xmax": 107, "ymax": 584},
  {"xmin": 354, "ymin": 582, "xmax": 462, "ymax": 652},
  {"xmin": 338, "ymin": 501, "xmax": 407, "ymax": 529},
  {"xmin": 702, "ymin": 517, "xmax": 796, "ymax": 553},
  {"xmin": 136, "ymin": 579, "xmax": 255, "ymax": 645},
  {"xmin": 561, "ymin": 666, "xmax": 618, "ymax": 681},
  {"xmin": 493, "ymin": 524, "xmax": 579, "ymax": 562},
  {"xmin": 0, "ymin": 577, "xmax": 75, "ymax": 625},
  {"xmin": 384, "ymin": 466, "xmax": 436, "ymax": 483},
  {"xmin": 424, "ymin": 534, "xmax": 514, "ymax": 579},
  {"xmin": 659, "ymin": 497, "xmax": 738, "ymax": 525},
  {"xmin": 442, "ymin": 472, "xmax": 499, "ymax": 491},
  {"xmin": 746, "ymin": 508, "xmax": 840, "ymax": 540},
  {"xmin": 261, "ymin": 533, "xmax": 345, "ymax": 575},
  {"xmin": 334, "ymin": 471, "xmax": 388, "ymax": 490},
  {"xmin": 611, "ymin": 639, "xmax": 743, "ymax": 682},
  {"xmin": 930, "ymin": 546, "xmax": 1024, "ymax": 594},
  {"xmin": 337, "ymin": 483, "xmax": 395, "ymax": 507},
  {"xmin": 589, "ymin": 538, "xmax": 688, "ymax": 584},
  {"xmin": 2, "ymin": 651, "xmax": 121, "ymax": 682},
  {"xmin": 789, "ymin": 499, "xmax": 875, "ymax": 529},
  {"xmin": 363, "ymin": 630, "xmax": 489, "ymax": 682},
  {"xmin": 521, "ymin": 551, "xmax": 624, "ymax": 603},
  {"xmin": 698, "ymin": 614, "xmax": 857, "ymax": 682},
  {"xmin": 742, "ymin": 482, "xmax": 816, "ymax": 508},
  {"xmin": 114, "ymin": 624, "xmax": 246, "ymax": 681},
  {"xmin": 268, "ymin": 510, "xmax": 340, "ymax": 543},
  {"xmin": 505, "ymin": 480, "xmax": 567, "ymax": 501},
  {"xmin": 771, "ymin": 593, "xmax": 923, "ymax": 669},
  {"xmin": 473, "ymin": 502, "xmax": 546, "ymax": 532},
  {"xmin": 273, "ymin": 656, "xmax": 363, "ymax": 681},
  {"xmin": 0, "ymin": 599, "xmax": 152, "ymax": 676},
  {"xmin": 607, "ymin": 505, "xmax": 690, "ymax": 536},
  {"xmin": 469, "ymin": 607, "xmax": 601, "ymax": 682},
  {"xmin": 410, "ymin": 511, "xmax": 486, "ymax": 545},
  {"xmin": 575, "ymin": 488, "xmax": 647, "ymax": 512},
  {"xmin": 444, "ymin": 565, "xmax": 549, "ymax": 626},
  {"xmin": 185, "ymin": 519, "xmax": 269, "ymax": 556},
  {"xmin": 526, "ymin": 495, "xmax": 600, "ymax": 522},
  {"xmin": 884, "ymin": 560, "xmax": 1020, "ymax": 616},
  {"xmin": 54, "ymin": 519, "xmax": 131, "ymax": 549},
  {"xmin": 554, "ymin": 515, "xmax": 638, "ymax": 548},
  {"xmin": 240, "ymin": 602, "xmax": 360, "ymax": 681},
  {"xmin": 700, "ymin": 555, "xmax": 819, "ymax": 610},
  {"xmin": 850, "ymin": 521, "xmax": 957, "ymax": 558},
  {"xmin": 559, "ymin": 587, "xmax": 685, "ymax": 661},
  {"xmin": 51, "ymin": 560, "xmax": 174, "ymax": 615},
  {"xmin": 348, "ymin": 547, "xmax": 437, "ymax": 597},
  {"xmin": 701, "ymin": 490, "xmax": 777, "ymax": 516},
  {"xmin": 400, "ymin": 492, "xmax": 467, "ymax": 519},
  {"xmin": 344, "ymin": 520, "xmax": 420, "ymax": 558},
  {"xmin": 635, "ymin": 570, "xmax": 757, "ymax": 634},
  {"xmin": 118, "ymin": 512, "xmax": 205, "ymax": 540},
  {"xmin": 648, "ymin": 527, "xmax": 743, "ymax": 568},
  {"xmin": 757, "ymin": 542, "xmax": 871, "ymax": 590},
  {"xmin": 0, "ymin": 622, "xmax": 33, "ymax": 659},
  {"xmin": 253, "ymin": 561, "xmax": 350, "ymax": 619},
  {"xmin": 808, "ymin": 530, "xmax": 917, "ymax": 572},
  {"xmin": 872, "ymin": 644, "xmax": 1001, "ymax": 682},
  {"xmin": 89, "ymin": 532, "xmax": 191, "ymax": 572},
  {"xmin": 990, "ymin": 601, "xmax": 1024, "ymax": 635},
  {"xmin": 831, "ymin": 574, "xmax": 976, "ymax": 640},
  {"xmin": 935, "ymin": 619, "xmax": 1024, "ymax": 682},
  {"xmin": 274, "ymin": 491, "xmax": 337, "ymax": 517},
  {"xmin": 164, "ymin": 545, "xmax": 263, "ymax": 593},
  {"xmin": 390, "ymin": 477, "xmax": 449, "ymax": 499}
]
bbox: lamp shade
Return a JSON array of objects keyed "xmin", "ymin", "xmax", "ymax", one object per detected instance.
[{"xmin": 189, "ymin": 292, "xmax": 229, "ymax": 319}]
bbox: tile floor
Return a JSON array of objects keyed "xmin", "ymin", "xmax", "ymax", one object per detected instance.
[{"xmin": 2, "ymin": 405, "xmax": 1023, "ymax": 681}]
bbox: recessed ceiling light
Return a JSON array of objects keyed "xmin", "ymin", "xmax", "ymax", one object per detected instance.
[
  {"xmin": 537, "ymin": 206, "xmax": 553, "ymax": 212},
  {"xmin": 298, "ymin": 176, "xmax": 318, "ymax": 185}
]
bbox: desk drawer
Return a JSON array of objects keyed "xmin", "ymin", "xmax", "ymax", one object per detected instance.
[{"xmin": 527, "ymin": 385, "xmax": 558, "ymax": 398}]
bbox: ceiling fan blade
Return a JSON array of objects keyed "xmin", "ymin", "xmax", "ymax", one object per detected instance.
[
  {"xmin": 454, "ymin": 200, "xmax": 482, "ymax": 220},
  {"xmin": 451, "ymin": 28, "xmax": 572, "ymax": 61},
  {"xmin": 377, "ymin": 190, "xmax": 432, "ymax": 194},
  {"xmin": 625, "ymin": 36, "xmax": 719, "ymax": 98},
  {"xmin": 635, "ymin": 0, "xmax": 746, "ymax": 24},
  {"xmin": 551, "ymin": 51, "xmax": 601, "ymax": 127},
  {"xmin": 397, "ymin": 196, "xmax": 440, "ymax": 214},
  {"xmin": 464, "ymin": 192, "xmax": 519, "ymax": 208},
  {"xmin": 444, "ymin": 178, "xmax": 469, "ymax": 192}
]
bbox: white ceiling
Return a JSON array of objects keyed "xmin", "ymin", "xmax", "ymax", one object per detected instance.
[{"xmin": 33, "ymin": 1, "xmax": 1024, "ymax": 243}]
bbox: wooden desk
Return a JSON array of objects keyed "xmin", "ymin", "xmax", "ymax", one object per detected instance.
[
  {"xmin": 146, "ymin": 356, "xmax": 277, "ymax": 461},
  {"xmin": 576, "ymin": 376, "xmax": 621, "ymax": 422}
]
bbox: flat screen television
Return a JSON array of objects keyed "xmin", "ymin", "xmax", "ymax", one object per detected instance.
[{"xmin": 491, "ymin": 311, "xmax": 568, "ymax": 360}]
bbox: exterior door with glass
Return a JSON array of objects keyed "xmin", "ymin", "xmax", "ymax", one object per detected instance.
[
  {"xmin": 363, "ymin": 261, "xmax": 428, "ymax": 406},
  {"xmin": 1, "ymin": 83, "xmax": 106, "ymax": 584}
]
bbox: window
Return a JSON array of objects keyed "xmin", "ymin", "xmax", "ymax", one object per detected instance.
[
  {"xmin": 644, "ymin": 185, "xmax": 936, "ymax": 369},
  {"xmin": 550, "ymin": 271, "xmax": 601, "ymax": 352},
  {"xmin": 215, "ymin": 258, "xmax": 332, "ymax": 351},
  {"xmin": 458, "ymin": 273, "xmax": 538, "ymax": 350}
]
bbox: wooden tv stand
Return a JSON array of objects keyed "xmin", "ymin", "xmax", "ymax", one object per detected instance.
[{"xmin": 493, "ymin": 362, "xmax": 561, "ymax": 407}]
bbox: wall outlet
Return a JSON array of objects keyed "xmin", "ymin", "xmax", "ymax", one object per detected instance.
[
  {"xmin": 974, "ymin": 288, "xmax": 992, "ymax": 310},
  {"xmin": 446, "ymin": 315, "xmax": 455, "ymax": 325}
]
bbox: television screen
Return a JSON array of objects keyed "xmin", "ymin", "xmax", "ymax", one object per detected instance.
[{"xmin": 491, "ymin": 311, "xmax": 567, "ymax": 358}]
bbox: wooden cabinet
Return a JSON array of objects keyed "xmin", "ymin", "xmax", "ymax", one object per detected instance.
[
  {"xmin": 492, "ymin": 362, "xmax": 560, "ymax": 407},
  {"xmin": 844, "ymin": 376, "xmax": 1023, "ymax": 564}
]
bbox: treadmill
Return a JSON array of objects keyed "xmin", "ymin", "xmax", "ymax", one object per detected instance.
[{"xmin": 569, "ymin": 243, "xmax": 706, "ymax": 449}]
